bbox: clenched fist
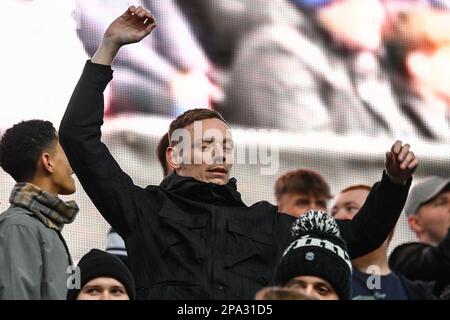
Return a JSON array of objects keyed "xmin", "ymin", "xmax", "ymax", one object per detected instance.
[
  {"xmin": 92, "ymin": 6, "xmax": 156, "ymax": 65},
  {"xmin": 385, "ymin": 140, "xmax": 419, "ymax": 185},
  {"xmin": 104, "ymin": 6, "xmax": 156, "ymax": 46}
]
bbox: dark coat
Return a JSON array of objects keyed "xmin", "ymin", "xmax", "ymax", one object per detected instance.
[
  {"xmin": 0, "ymin": 206, "xmax": 72, "ymax": 300},
  {"xmin": 390, "ymin": 230, "xmax": 450, "ymax": 298},
  {"xmin": 398, "ymin": 275, "xmax": 437, "ymax": 300}
]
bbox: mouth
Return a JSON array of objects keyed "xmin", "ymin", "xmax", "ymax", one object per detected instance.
[{"xmin": 207, "ymin": 166, "xmax": 228, "ymax": 175}]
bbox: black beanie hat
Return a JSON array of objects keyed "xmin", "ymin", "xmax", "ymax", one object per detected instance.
[
  {"xmin": 67, "ymin": 249, "xmax": 136, "ymax": 300},
  {"xmin": 275, "ymin": 210, "xmax": 352, "ymax": 300}
]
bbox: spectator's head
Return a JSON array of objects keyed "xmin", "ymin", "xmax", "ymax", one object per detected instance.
[
  {"xmin": 157, "ymin": 132, "xmax": 172, "ymax": 177},
  {"xmin": 0, "ymin": 120, "xmax": 75, "ymax": 195},
  {"xmin": 404, "ymin": 176, "xmax": 450, "ymax": 245},
  {"xmin": 275, "ymin": 169, "xmax": 331, "ymax": 217},
  {"xmin": 291, "ymin": 0, "xmax": 386, "ymax": 51},
  {"xmin": 167, "ymin": 108, "xmax": 232, "ymax": 185},
  {"xmin": 275, "ymin": 210, "xmax": 352, "ymax": 300},
  {"xmin": 67, "ymin": 249, "xmax": 135, "ymax": 300},
  {"xmin": 384, "ymin": 4, "xmax": 450, "ymax": 102},
  {"xmin": 332, "ymin": 183, "xmax": 394, "ymax": 274},
  {"xmin": 331, "ymin": 184, "xmax": 372, "ymax": 220}
]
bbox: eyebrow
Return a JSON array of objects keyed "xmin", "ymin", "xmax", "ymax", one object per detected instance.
[
  {"xmin": 315, "ymin": 281, "xmax": 332, "ymax": 288},
  {"xmin": 431, "ymin": 194, "xmax": 448, "ymax": 203},
  {"xmin": 286, "ymin": 279, "xmax": 305, "ymax": 287},
  {"xmin": 342, "ymin": 201, "xmax": 360, "ymax": 207},
  {"xmin": 286, "ymin": 279, "xmax": 330, "ymax": 288},
  {"xmin": 83, "ymin": 285, "xmax": 101, "ymax": 291},
  {"xmin": 295, "ymin": 198, "xmax": 311, "ymax": 205},
  {"xmin": 194, "ymin": 137, "xmax": 234, "ymax": 145},
  {"xmin": 110, "ymin": 286, "xmax": 126, "ymax": 290}
]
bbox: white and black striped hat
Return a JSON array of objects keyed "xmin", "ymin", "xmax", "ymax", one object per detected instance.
[{"xmin": 275, "ymin": 210, "xmax": 352, "ymax": 300}]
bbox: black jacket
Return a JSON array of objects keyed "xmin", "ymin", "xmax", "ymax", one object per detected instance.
[
  {"xmin": 59, "ymin": 61, "xmax": 411, "ymax": 300},
  {"xmin": 398, "ymin": 275, "xmax": 437, "ymax": 300},
  {"xmin": 389, "ymin": 230, "xmax": 450, "ymax": 298}
]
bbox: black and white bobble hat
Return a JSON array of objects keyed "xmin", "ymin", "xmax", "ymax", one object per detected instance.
[{"xmin": 275, "ymin": 210, "xmax": 352, "ymax": 300}]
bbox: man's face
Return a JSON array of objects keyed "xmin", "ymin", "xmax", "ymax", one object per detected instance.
[
  {"xmin": 317, "ymin": 0, "xmax": 385, "ymax": 51},
  {"xmin": 277, "ymin": 193, "xmax": 328, "ymax": 218},
  {"xmin": 410, "ymin": 190, "xmax": 450, "ymax": 244},
  {"xmin": 76, "ymin": 277, "xmax": 130, "ymax": 300},
  {"xmin": 49, "ymin": 141, "xmax": 76, "ymax": 195},
  {"xmin": 170, "ymin": 118, "xmax": 234, "ymax": 185},
  {"xmin": 331, "ymin": 189, "xmax": 370, "ymax": 220},
  {"xmin": 284, "ymin": 275, "xmax": 339, "ymax": 300}
]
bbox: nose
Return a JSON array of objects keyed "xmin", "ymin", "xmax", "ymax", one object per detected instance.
[
  {"xmin": 98, "ymin": 292, "xmax": 110, "ymax": 300},
  {"xmin": 298, "ymin": 284, "xmax": 318, "ymax": 299},
  {"xmin": 212, "ymin": 144, "xmax": 226, "ymax": 164},
  {"xmin": 306, "ymin": 284, "xmax": 314, "ymax": 296}
]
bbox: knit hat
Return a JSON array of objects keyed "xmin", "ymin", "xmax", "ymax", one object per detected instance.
[
  {"xmin": 67, "ymin": 249, "xmax": 136, "ymax": 300},
  {"xmin": 404, "ymin": 176, "xmax": 450, "ymax": 216},
  {"xmin": 275, "ymin": 210, "xmax": 352, "ymax": 300}
]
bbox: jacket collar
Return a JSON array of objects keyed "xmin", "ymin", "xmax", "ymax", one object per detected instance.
[{"xmin": 159, "ymin": 172, "xmax": 246, "ymax": 206}]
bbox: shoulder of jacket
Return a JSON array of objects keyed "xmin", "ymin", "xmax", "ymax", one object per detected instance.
[
  {"xmin": 0, "ymin": 207, "xmax": 43, "ymax": 230},
  {"xmin": 389, "ymin": 242, "xmax": 432, "ymax": 269},
  {"xmin": 391, "ymin": 242, "xmax": 431, "ymax": 256},
  {"xmin": 144, "ymin": 185, "xmax": 160, "ymax": 193},
  {"xmin": 250, "ymin": 200, "xmax": 277, "ymax": 210}
]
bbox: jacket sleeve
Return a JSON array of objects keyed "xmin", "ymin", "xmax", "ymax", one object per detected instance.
[
  {"xmin": 398, "ymin": 275, "xmax": 438, "ymax": 300},
  {"xmin": 389, "ymin": 230, "xmax": 450, "ymax": 288},
  {"xmin": 0, "ymin": 225, "xmax": 42, "ymax": 300},
  {"xmin": 337, "ymin": 171, "xmax": 412, "ymax": 259},
  {"xmin": 59, "ymin": 61, "xmax": 141, "ymax": 238},
  {"xmin": 274, "ymin": 211, "xmax": 296, "ymax": 256}
]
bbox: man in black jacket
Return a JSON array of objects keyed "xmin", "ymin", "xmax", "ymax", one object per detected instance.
[
  {"xmin": 59, "ymin": 5, "xmax": 419, "ymax": 300},
  {"xmin": 389, "ymin": 176, "xmax": 450, "ymax": 299}
]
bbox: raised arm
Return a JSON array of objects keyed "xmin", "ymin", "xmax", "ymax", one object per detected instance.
[
  {"xmin": 338, "ymin": 141, "xmax": 419, "ymax": 259},
  {"xmin": 59, "ymin": 6, "xmax": 156, "ymax": 237}
]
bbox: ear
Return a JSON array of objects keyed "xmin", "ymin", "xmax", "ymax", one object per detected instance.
[
  {"xmin": 276, "ymin": 196, "xmax": 284, "ymax": 209},
  {"xmin": 166, "ymin": 146, "xmax": 181, "ymax": 170},
  {"xmin": 406, "ymin": 51, "xmax": 430, "ymax": 80},
  {"xmin": 39, "ymin": 152, "xmax": 54, "ymax": 174},
  {"xmin": 408, "ymin": 215, "xmax": 423, "ymax": 235}
]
